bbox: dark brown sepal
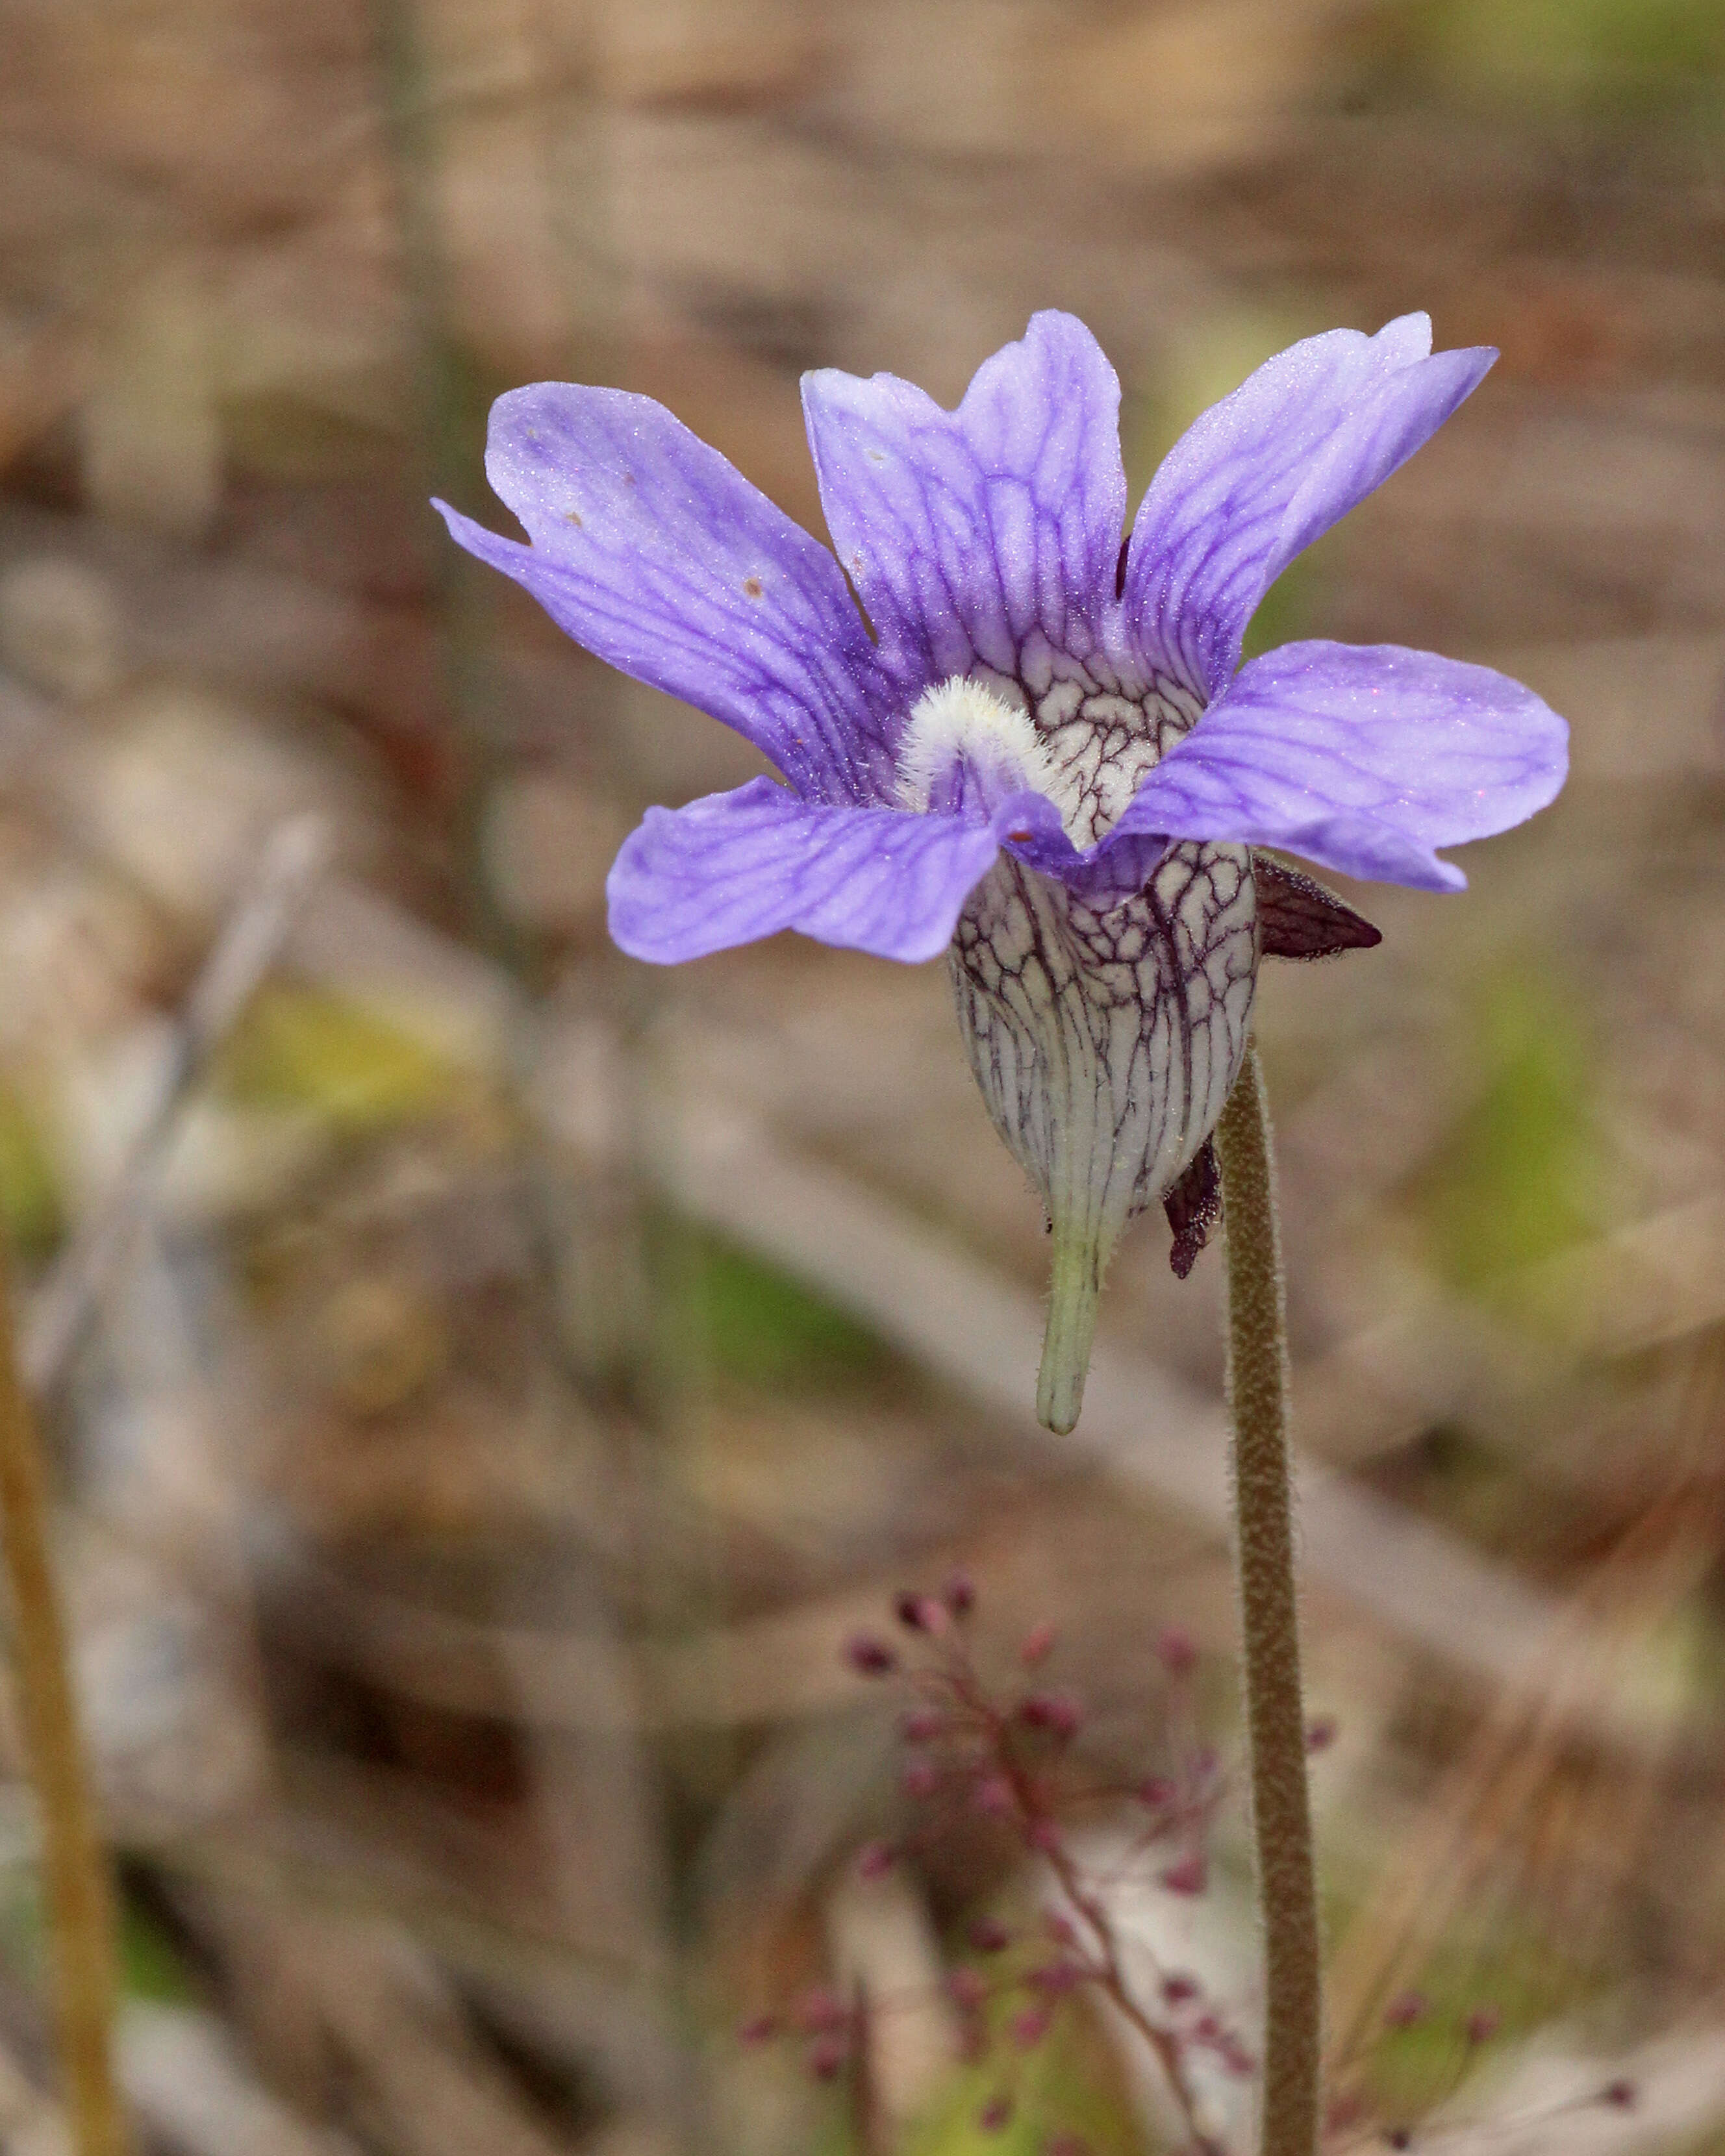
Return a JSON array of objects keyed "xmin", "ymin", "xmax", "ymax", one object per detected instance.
[
  {"xmin": 1165, "ymin": 1138, "xmax": 1220, "ymax": 1279},
  {"xmin": 1253, "ymin": 855, "xmax": 1381, "ymax": 960}
]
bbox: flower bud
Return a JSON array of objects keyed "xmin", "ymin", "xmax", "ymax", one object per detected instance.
[
  {"xmin": 942, "ymin": 1570, "xmax": 977, "ymax": 1617},
  {"xmin": 791, "ymin": 1987, "xmax": 848, "ymax": 2036},
  {"xmin": 845, "ymin": 1635, "xmax": 897, "ymax": 1676},
  {"xmin": 1019, "ymin": 1692, "xmax": 1082, "ymax": 1740},
  {"xmin": 1010, "ymin": 2006, "xmax": 1052, "ymax": 2050},
  {"xmin": 1155, "ymin": 1625, "xmax": 1198, "ymax": 1676},
  {"xmin": 1159, "ymin": 1852, "xmax": 1207, "ymax": 1896},
  {"xmin": 974, "ymin": 1775, "xmax": 1016, "ymax": 1818},
  {"xmin": 894, "ymin": 1590, "xmax": 947, "ymax": 1634},
  {"xmin": 808, "ymin": 2034, "xmax": 848, "ymax": 2082}
]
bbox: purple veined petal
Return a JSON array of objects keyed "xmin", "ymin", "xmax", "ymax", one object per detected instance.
[
  {"xmin": 607, "ymin": 777, "xmax": 1024, "ymax": 964},
  {"xmin": 998, "ymin": 791, "xmax": 1174, "ymax": 909},
  {"xmin": 1102, "ymin": 640, "xmax": 1568, "ymax": 893},
  {"xmin": 801, "ymin": 312, "xmax": 1128, "ymax": 686},
  {"xmin": 1122, "ymin": 316, "xmax": 1495, "ymax": 701},
  {"xmin": 434, "ymin": 384, "xmax": 904, "ymax": 807}
]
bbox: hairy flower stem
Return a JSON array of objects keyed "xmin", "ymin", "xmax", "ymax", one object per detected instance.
[
  {"xmin": 1215, "ymin": 1044, "xmax": 1319, "ymax": 2156},
  {"xmin": 0, "ymin": 1249, "xmax": 125, "ymax": 2156}
]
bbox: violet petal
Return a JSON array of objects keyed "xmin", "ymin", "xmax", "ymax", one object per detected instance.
[
  {"xmin": 1103, "ymin": 640, "xmax": 1568, "ymax": 893},
  {"xmin": 1123, "ymin": 316, "xmax": 1494, "ymax": 699},
  {"xmin": 607, "ymin": 776, "xmax": 1018, "ymax": 963},
  {"xmin": 434, "ymin": 384, "xmax": 901, "ymax": 806},
  {"xmin": 801, "ymin": 312, "xmax": 1127, "ymax": 684}
]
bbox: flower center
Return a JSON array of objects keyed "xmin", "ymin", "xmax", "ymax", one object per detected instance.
[
  {"xmin": 896, "ymin": 677, "xmax": 1081, "ymax": 830},
  {"xmin": 896, "ymin": 672, "xmax": 1200, "ymax": 847}
]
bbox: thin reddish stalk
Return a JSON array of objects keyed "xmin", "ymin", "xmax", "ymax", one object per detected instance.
[{"xmin": 948, "ymin": 1664, "xmax": 1224, "ymax": 2156}]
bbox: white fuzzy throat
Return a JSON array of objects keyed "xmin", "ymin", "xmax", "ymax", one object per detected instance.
[{"xmin": 896, "ymin": 677, "xmax": 1074, "ymax": 827}]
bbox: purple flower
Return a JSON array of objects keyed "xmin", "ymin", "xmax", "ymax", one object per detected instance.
[{"xmin": 436, "ymin": 312, "xmax": 1567, "ymax": 1432}]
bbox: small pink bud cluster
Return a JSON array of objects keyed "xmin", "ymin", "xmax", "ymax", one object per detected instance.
[
  {"xmin": 1159, "ymin": 1968, "xmax": 1255, "ymax": 2081},
  {"xmin": 1155, "ymin": 1624, "xmax": 1198, "ymax": 1677},
  {"xmin": 738, "ymin": 1985, "xmax": 862, "ymax": 2087},
  {"xmin": 814, "ymin": 1579, "xmax": 1245, "ymax": 2150}
]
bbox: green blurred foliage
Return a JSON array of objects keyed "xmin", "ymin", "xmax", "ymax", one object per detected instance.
[
  {"xmin": 1361, "ymin": 1911, "xmax": 1595, "ymax": 2124},
  {"xmin": 900, "ymin": 2001, "xmax": 1148, "ymax": 2156},
  {"xmin": 0, "ymin": 1854, "xmax": 194, "ymax": 2008},
  {"xmin": 1240, "ymin": 560, "xmax": 1319, "ymax": 664},
  {"xmin": 215, "ymin": 983, "xmax": 465, "ymax": 1136},
  {"xmin": 1389, "ymin": 0, "xmax": 1725, "ymax": 114},
  {"xmin": 686, "ymin": 1228, "xmax": 889, "ymax": 1394},
  {"xmin": 0, "ymin": 1862, "xmax": 44, "ymax": 1988},
  {"xmin": 1418, "ymin": 964, "xmax": 1603, "ymax": 1298},
  {"xmin": 0, "ymin": 1077, "xmax": 62, "ymax": 1259},
  {"xmin": 1121, "ymin": 309, "xmax": 1313, "ymax": 506},
  {"xmin": 121, "ymin": 1891, "xmax": 197, "ymax": 2003},
  {"xmin": 220, "ymin": 391, "xmax": 401, "ymax": 487}
]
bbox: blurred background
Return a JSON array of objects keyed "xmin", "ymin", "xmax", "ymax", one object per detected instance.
[{"xmin": 0, "ymin": 0, "xmax": 1723, "ymax": 2150}]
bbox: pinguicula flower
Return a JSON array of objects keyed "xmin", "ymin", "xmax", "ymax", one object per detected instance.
[{"xmin": 436, "ymin": 312, "xmax": 1566, "ymax": 1433}]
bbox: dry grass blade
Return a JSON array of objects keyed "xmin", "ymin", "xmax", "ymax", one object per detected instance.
[
  {"xmin": 1429, "ymin": 2021, "xmax": 1725, "ymax": 2155},
  {"xmin": 23, "ymin": 811, "xmax": 332, "ymax": 1396},
  {"xmin": 1324, "ymin": 1349, "xmax": 1725, "ymax": 2096},
  {"xmin": 119, "ymin": 2003, "xmax": 362, "ymax": 2156},
  {"xmin": 162, "ymin": 1877, "xmax": 577, "ymax": 2156}
]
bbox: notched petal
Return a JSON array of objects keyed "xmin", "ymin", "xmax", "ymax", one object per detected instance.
[
  {"xmin": 1253, "ymin": 856, "xmax": 1382, "ymax": 960},
  {"xmin": 1123, "ymin": 317, "xmax": 1494, "ymax": 700},
  {"xmin": 1164, "ymin": 1138, "xmax": 1221, "ymax": 1279},
  {"xmin": 801, "ymin": 312, "xmax": 1127, "ymax": 685},
  {"xmin": 437, "ymin": 382, "xmax": 903, "ymax": 807}
]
